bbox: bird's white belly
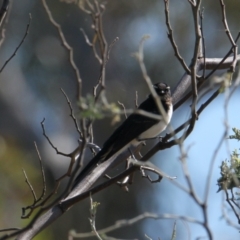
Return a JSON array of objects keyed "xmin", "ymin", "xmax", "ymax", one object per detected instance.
[{"xmin": 138, "ymin": 104, "xmax": 173, "ymax": 140}]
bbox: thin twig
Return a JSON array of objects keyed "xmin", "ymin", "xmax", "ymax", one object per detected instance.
[
  {"xmin": 178, "ymin": 144, "xmax": 202, "ymax": 206},
  {"xmin": 60, "ymin": 88, "xmax": 82, "ymax": 137},
  {"xmin": 21, "ymin": 142, "xmax": 48, "ymax": 219},
  {"xmin": 204, "ymin": 35, "xmax": 239, "ymax": 80},
  {"xmin": 34, "ymin": 142, "xmax": 47, "ymax": 202},
  {"xmin": 117, "ymin": 101, "xmax": 127, "ymax": 119},
  {"xmin": 221, "ymin": 192, "xmax": 240, "ymax": 229},
  {"xmin": 107, "ymin": 37, "xmax": 119, "ymax": 61},
  {"xmin": 21, "ymin": 168, "xmax": 38, "ymax": 219},
  {"xmin": 41, "ymin": 0, "xmax": 82, "ymax": 100},
  {"xmin": 89, "ymin": 195, "xmax": 102, "ymax": 240},
  {"xmin": 164, "ymin": 0, "xmax": 191, "ymax": 74},
  {"xmin": 0, "ymin": 13, "xmax": 31, "ymax": 73},
  {"xmin": 0, "ymin": 228, "xmax": 20, "ymax": 233},
  {"xmin": 225, "ymin": 190, "xmax": 240, "ymax": 224},
  {"xmin": 41, "ymin": 118, "xmax": 70, "ymax": 157},
  {"xmin": 219, "ymin": 0, "xmax": 238, "ymax": 72},
  {"xmin": 22, "ymin": 169, "xmax": 37, "ymax": 203}
]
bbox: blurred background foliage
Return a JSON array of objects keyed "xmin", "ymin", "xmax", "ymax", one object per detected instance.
[{"xmin": 0, "ymin": 0, "xmax": 240, "ymax": 239}]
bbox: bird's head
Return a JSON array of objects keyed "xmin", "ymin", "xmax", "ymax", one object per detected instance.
[{"xmin": 153, "ymin": 82, "xmax": 171, "ymax": 100}]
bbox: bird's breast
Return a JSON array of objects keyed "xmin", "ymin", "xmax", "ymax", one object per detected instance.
[{"xmin": 138, "ymin": 104, "xmax": 173, "ymax": 140}]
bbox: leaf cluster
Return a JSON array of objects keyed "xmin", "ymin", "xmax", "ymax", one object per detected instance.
[
  {"xmin": 78, "ymin": 94, "xmax": 122, "ymax": 121},
  {"xmin": 217, "ymin": 128, "xmax": 240, "ymax": 192}
]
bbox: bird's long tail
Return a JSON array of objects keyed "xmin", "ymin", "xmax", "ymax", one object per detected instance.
[{"xmin": 72, "ymin": 155, "xmax": 100, "ymax": 189}]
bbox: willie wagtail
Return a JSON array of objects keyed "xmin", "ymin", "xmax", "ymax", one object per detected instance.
[{"xmin": 73, "ymin": 82, "xmax": 173, "ymax": 187}]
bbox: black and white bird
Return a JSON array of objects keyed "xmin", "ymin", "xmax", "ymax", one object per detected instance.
[{"xmin": 73, "ymin": 82, "xmax": 173, "ymax": 188}]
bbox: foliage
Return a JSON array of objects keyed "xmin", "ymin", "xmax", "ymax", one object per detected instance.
[
  {"xmin": 78, "ymin": 94, "xmax": 122, "ymax": 122},
  {"xmin": 217, "ymin": 128, "xmax": 240, "ymax": 192},
  {"xmin": 229, "ymin": 127, "xmax": 240, "ymax": 141}
]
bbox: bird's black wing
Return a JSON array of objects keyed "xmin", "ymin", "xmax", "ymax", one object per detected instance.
[
  {"xmin": 98, "ymin": 110, "xmax": 158, "ymax": 161},
  {"xmin": 97, "ymin": 96, "xmax": 159, "ymax": 161},
  {"xmin": 72, "ymin": 97, "xmax": 159, "ymax": 187}
]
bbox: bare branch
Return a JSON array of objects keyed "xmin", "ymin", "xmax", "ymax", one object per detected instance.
[
  {"xmin": 0, "ymin": 0, "xmax": 9, "ymax": 28},
  {"xmin": 0, "ymin": 27, "xmax": 6, "ymax": 48},
  {"xmin": 70, "ymin": 211, "xmax": 208, "ymax": 239},
  {"xmin": 199, "ymin": 7, "xmax": 206, "ymax": 78},
  {"xmin": 182, "ymin": 0, "xmax": 202, "ymax": 148}
]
